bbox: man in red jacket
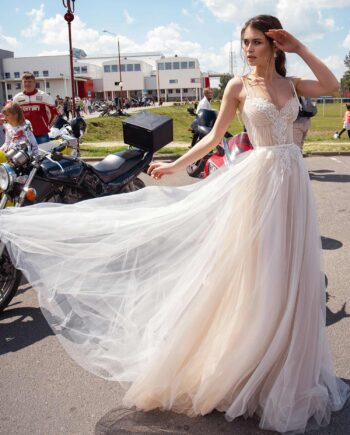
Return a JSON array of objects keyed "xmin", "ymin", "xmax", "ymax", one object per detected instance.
[{"xmin": 13, "ymin": 72, "xmax": 57, "ymax": 144}]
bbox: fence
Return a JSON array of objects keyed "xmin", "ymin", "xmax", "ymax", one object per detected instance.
[{"xmin": 315, "ymin": 97, "xmax": 350, "ymax": 118}]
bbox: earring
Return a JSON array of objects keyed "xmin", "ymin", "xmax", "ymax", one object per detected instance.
[{"xmin": 274, "ymin": 52, "xmax": 277, "ymax": 58}]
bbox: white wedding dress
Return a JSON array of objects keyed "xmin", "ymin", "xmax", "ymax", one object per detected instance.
[{"xmin": 0, "ymin": 78, "xmax": 349, "ymax": 434}]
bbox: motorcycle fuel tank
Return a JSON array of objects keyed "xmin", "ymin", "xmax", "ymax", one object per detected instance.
[{"xmin": 39, "ymin": 156, "xmax": 85, "ymax": 183}]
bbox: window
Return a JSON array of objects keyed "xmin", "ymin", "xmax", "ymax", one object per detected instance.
[
  {"xmin": 169, "ymin": 79, "xmax": 178, "ymax": 84},
  {"xmin": 5, "ymin": 72, "xmax": 10, "ymax": 79},
  {"xmin": 173, "ymin": 62, "xmax": 179, "ymax": 70},
  {"xmin": 168, "ymin": 89, "xmax": 173, "ymax": 94},
  {"xmin": 127, "ymin": 64, "xmax": 133, "ymax": 72},
  {"xmin": 111, "ymin": 64, "xmax": 118, "ymax": 72},
  {"xmin": 188, "ymin": 61, "xmax": 195, "ymax": 69},
  {"xmin": 14, "ymin": 72, "xmax": 20, "ymax": 78},
  {"xmin": 176, "ymin": 89, "xmax": 180, "ymax": 93},
  {"xmin": 104, "ymin": 65, "xmax": 111, "ymax": 73},
  {"xmin": 190, "ymin": 78, "xmax": 200, "ymax": 83},
  {"xmin": 8, "ymin": 94, "xmax": 12, "ymax": 100},
  {"xmin": 181, "ymin": 62, "xmax": 188, "ymax": 69},
  {"xmin": 46, "ymin": 82, "xmax": 50, "ymax": 89},
  {"xmin": 120, "ymin": 65, "xmax": 125, "ymax": 72},
  {"xmin": 35, "ymin": 82, "xmax": 41, "ymax": 89},
  {"xmin": 6, "ymin": 83, "xmax": 11, "ymax": 90},
  {"xmin": 43, "ymin": 70, "xmax": 49, "ymax": 77},
  {"xmin": 33, "ymin": 71, "xmax": 39, "ymax": 77},
  {"xmin": 165, "ymin": 62, "xmax": 172, "ymax": 70},
  {"xmin": 134, "ymin": 64, "xmax": 141, "ymax": 71},
  {"xmin": 74, "ymin": 67, "xmax": 80, "ymax": 73},
  {"xmin": 183, "ymin": 88, "xmax": 188, "ymax": 93},
  {"xmin": 158, "ymin": 63, "xmax": 164, "ymax": 70},
  {"xmin": 15, "ymin": 83, "xmax": 21, "ymax": 90},
  {"xmin": 81, "ymin": 66, "xmax": 88, "ymax": 73},
  {"xmin": 160, "ymin": 89, "xmax": 165, "ymax": 94}
]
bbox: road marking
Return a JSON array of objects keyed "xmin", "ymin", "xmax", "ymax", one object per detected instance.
[{"xmin": 329, "ymin": 157, "xmax": 342, "ymax": 164}]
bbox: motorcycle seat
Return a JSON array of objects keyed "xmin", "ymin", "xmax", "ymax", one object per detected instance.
[{"xmin": 91, "ymin": 149, "xmax": 145, "ymax": 183}]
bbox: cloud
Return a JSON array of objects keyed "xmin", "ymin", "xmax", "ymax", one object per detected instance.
[
  {"xmin": 287, "ymin": 53, "xmax": 345, "ymax": 80},
  {"xmin": 21, "ymin": 3, "xmax": 45, "ymax": 38},
  {"xmin": 123, "ymin": 9, "xmax": 135, "ymax": 25},
  {"xmin": 343, "ymin": 31, "xmax": 350, "ymax": 49},
  {"xmin": 0, "ymin": 27, "xmax": 20, "ymax": 50},
  {"xmin": 199, "ymin": 0, "xmax": 347, "ymax": 44},
  {"xmin": 181, "ymin": 8, "xmax": 189, "ymax": 16}
]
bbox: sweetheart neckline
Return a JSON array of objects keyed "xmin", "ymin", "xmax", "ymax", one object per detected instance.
[{"xmin": 245, "ymin": 95, "xmax": 298, "ymax": 113}]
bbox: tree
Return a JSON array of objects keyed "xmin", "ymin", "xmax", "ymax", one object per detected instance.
[
  {"xmin": 340, "ymin": 51, "xmax": 350, "ymax": 93},
  {"xmin": 218, "ymin": 74, "xmax": 233, "ymax": 99}
]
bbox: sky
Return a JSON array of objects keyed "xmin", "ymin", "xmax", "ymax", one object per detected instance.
[{"xmin": 0, "ymin": 0, "xmax": 350, "ymax": 85}]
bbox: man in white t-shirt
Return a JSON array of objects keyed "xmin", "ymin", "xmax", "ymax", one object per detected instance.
[{"xmin": 196, "ymin": 88, "xmax": 213, "ymax": 113}]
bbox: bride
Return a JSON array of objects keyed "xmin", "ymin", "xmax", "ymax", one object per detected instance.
[{"xmin": 0, "ymin": 14, "xmax": 349, "ymax": 434}]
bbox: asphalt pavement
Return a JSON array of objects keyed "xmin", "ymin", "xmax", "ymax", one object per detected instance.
[{"xmin": 0, "ymin": 155, "xmax": 349, "ymax": 435}]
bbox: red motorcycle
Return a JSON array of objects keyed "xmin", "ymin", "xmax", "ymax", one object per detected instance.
[{"xmin": 204, "ymin": 132, "xmax": 253, "ymax": 177}]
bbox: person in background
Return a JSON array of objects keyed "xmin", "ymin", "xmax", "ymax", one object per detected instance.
[
  {"xmin": 196, "ymin": 87, "xmax": 214, "ymax": 113},
  {"xmin": 293, "ymin": 96, "xmax": 316, "ymax": 151},
  {"xmin": 334, "ymin": 103, "xmax": 350, "ymax": 139},
  {"xmin": 0, "ymin": 102, "xmax": 39, "ymax": 157},
  {"xmin": 13, "ymin": 72, "xmax": 57, "ymax": 144},
  {"xmin": 0, "ymin": 113, "xmax": 6, "ymax": 147}
]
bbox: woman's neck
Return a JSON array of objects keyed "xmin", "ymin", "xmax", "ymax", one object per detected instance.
[{"xmin": 250, "ymin": 66, "xmax": 281, "ymax": 81}]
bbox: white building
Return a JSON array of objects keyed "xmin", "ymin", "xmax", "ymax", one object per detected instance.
[{"xmin": 0, "ymin": 51, "xmax": 207, "ymax": 103}]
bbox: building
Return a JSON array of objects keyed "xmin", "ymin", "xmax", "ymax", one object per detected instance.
[{"xmin": 0, "ymin": 51, "xmax": 208, "ymax": 103}]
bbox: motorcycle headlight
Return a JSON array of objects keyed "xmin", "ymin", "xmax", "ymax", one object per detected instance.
[{"xmin": 0, "ymin": 163, "xmax": 16, "ymax": 192}]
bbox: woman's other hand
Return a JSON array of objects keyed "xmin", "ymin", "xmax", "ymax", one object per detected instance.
[
  {"xmin": 147, "ymin": 161, "xmax": 176, "ymax": 180},
  {"xmin": 265, "ymin": 29, "xmax": 303, "ymax": 54}
]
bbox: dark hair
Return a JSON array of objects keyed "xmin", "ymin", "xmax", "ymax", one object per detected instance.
[
  {"xmin": 22, "ymin": 71, "xmax": 35, "ymax": 81},
  {"xmin": 241, "ymin": 15, "xmax": 286, "ymax": 77},
  {"xmin": 2, "ymin": 102, "xmax": 26, "ymax": 125},
  {"xmin": 346, "ymin": 104, "xmax": 350, "ymax": 111}
]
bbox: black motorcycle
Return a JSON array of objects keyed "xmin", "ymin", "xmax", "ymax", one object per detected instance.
[{"xmin": 0, "ymin": 113, "xmax": 171, "ymax": 312}]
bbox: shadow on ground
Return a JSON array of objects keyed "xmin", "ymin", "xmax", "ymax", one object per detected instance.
[{"xmin": 95, "ymin": 390, "xmax": 350, "ymax": 435}]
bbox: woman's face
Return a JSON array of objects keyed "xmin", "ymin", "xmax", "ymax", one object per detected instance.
[{"xmin": 242, "ymin": 25, "xmax": 274, "ymax": 68}]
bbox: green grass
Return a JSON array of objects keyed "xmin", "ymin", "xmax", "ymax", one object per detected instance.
[{"xmin": 84, "ymin": 102, "xmax": 348, "ymax": 146}]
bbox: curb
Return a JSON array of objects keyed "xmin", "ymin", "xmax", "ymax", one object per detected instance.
[{"xmin": 82, "ymin": 152, "xmax": 350, "ymax": 163}]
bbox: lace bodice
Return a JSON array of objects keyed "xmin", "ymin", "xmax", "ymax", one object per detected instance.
[{"xmin": 240, "ymin": 78, "xmax": 300, "ymax": 148}]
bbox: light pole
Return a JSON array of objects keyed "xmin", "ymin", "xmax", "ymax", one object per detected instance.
[
  {"xmin": 62, "ymin": 0, "xmax": 76, "ymax": 117},
  {"xmin": 103, "ymin": 30, "xmax": 123, "ymax": 109}
]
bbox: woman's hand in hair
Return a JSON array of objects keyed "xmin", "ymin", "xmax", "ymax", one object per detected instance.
[{"xmin": 265, "ymin": 29, "xmax": 303, "ymax": 54}]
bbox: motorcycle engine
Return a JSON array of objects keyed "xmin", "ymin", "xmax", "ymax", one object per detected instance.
[{"xmin": 83, "ymin": 172, "xmax": 103, "ymax": 195}]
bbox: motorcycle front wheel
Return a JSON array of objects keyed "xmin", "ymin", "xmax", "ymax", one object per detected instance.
[{"xmin": 0, "ymin": 247, "xmax": 22, "ymax": 313}]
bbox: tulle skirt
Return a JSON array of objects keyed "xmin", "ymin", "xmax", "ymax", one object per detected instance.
[{"xmin": 0, "ymin": 143, "xmax": 349, "ymax": 433}]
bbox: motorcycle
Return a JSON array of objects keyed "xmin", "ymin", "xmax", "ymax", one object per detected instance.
[
  {"xmin": 186, "ymin": 108, "xmax": 232, "ymax": 178},
  {"xmin": 44, "ymin": 115, "xmax": 86, "ymax": 157},
  {"xmin": 0, "ymin": 115, "xmax": 167, "ymax": 312},
  {"xmin": 204, "ymin": 131, "xmax": 253, "ymax": 177}
]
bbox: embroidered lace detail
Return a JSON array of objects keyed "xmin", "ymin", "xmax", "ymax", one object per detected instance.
[
  {"xmin": 259, "ymin": 144, "xmax": 302, "ymax": 175},
  {"xmin": 241, "ymin": 93, "xmax": 300, "ymax": 149},
  {"xmin": 247, "ymin": 97, "xmax": 296, "ymax": 145}
]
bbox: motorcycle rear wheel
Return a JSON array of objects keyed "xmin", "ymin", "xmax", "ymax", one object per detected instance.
[{"xmin": 0, "ymin": 247, "xmax": 22, "ymax": 313}]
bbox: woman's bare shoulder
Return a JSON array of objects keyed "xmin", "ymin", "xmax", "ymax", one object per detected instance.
[{"xmin": 225, "ymin": 76, "xmax": 245, "ymax": 101}]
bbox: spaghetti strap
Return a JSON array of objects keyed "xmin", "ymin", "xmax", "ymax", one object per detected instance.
[
  {"xmin": 289, "ymin": 78, "xmax": 302, "ymax": 108},
  {"xmin": 240, "ymin": 76, "xmax": 250, "ymax": 97}
]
